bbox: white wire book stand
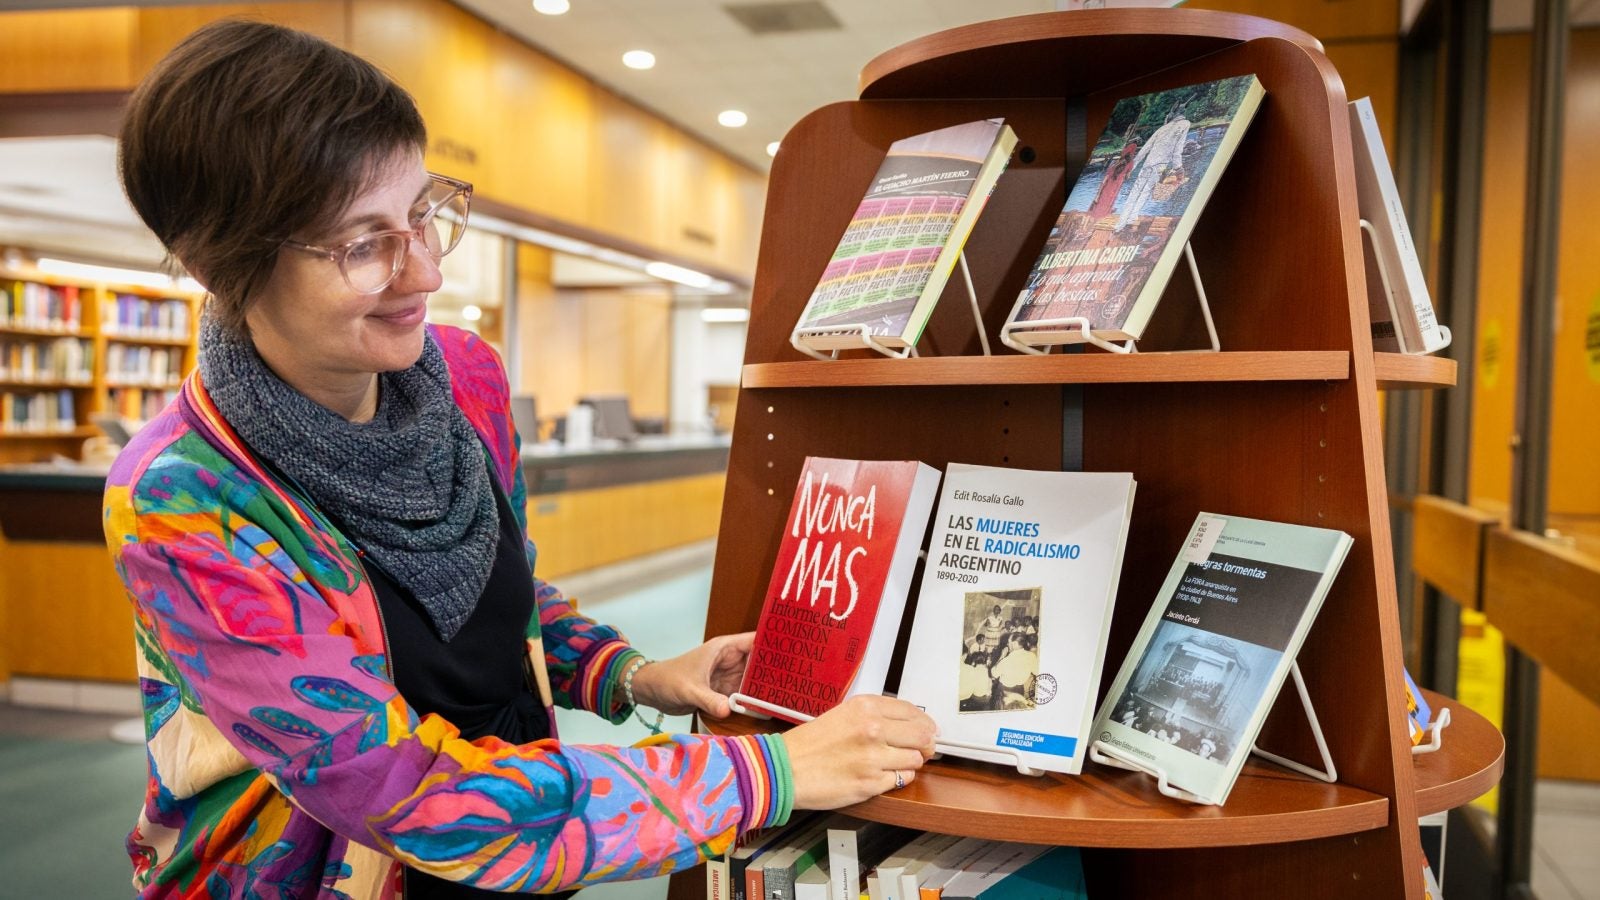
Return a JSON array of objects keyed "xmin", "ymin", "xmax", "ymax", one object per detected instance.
[
  {"xmin": 1087, "ymin": 659, "xmax": 1336, "ymax": 807},
  {"xmin": 789, "ymin": 254, "xmax": 993, "ymax": 361},
  {"xmin": 1359, "ymin": 219, "xmax": 1452, "ymax": 354},
  {"xmin": 1000, "ymin": 242, "xmax": 1221, "ymax": 356}
]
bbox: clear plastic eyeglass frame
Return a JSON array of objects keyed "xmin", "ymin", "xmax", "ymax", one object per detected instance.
[{"xmin": 280, "ymin": 172, "xmax": 473, "ymax": 295}]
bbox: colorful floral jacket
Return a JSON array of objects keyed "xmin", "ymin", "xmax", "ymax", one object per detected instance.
[{"xmin": 104, "ymin": 324, "xmax": 792, "ymax": 898}]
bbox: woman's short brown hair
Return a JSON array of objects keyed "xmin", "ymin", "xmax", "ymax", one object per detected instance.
[{"xmin": 119, "ymin": 19, "xmax": 426, "ymax": 334}]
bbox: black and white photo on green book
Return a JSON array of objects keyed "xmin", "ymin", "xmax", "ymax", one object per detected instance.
[{"xmin": 1090, "ymin": 512, "xmax": 1353, "ymax": 805}]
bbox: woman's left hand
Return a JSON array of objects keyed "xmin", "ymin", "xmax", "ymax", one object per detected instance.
[{"xmin": 626, "ymin": 631, "xmax": 754, "ymax": 720}]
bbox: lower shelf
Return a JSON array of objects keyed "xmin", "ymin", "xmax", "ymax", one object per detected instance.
[
  {"xmin": 704, "ymin": 715, "xmax": 1386, "ymax": 847},
  {"xmin": 702, "ymin": 688, "xmax": 1502, "ymax": 848}
]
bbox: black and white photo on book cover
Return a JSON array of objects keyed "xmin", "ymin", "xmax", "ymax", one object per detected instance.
[
  {"xmin": 1107, "ymin": 617, "xmax": 1282, "ymax": 766},
  {"xmin": 898, "ymin": 464, "xmax": 1135, "ymax": 775},
  {"xmin": 958, "ymin": 588, "xmax": 1042, "ymax": 713},
  {"xmin": 1092, "ymin": 513, "xmax": 1352, "ymax": 804}
]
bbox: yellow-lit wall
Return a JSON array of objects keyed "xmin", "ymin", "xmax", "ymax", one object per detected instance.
[
  {"xmin": 0, "ymin": 0, "xmax": 766, "ymax": 281},
  {"xmin": 1466, "ymin": 29, "xmax": 1600, "ymax": 782}
]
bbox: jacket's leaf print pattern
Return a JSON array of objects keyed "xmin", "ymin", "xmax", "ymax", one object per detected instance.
[{"xmin": 107, "ymin": 324, "xmax": 792, "ymax": 898}]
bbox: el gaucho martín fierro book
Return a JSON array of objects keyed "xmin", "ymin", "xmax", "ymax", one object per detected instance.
[
  {"xmin": 1005, "ymin": 74, "xmax": 1265, "ymax": 346},
  {"xmin": 737, "ymin": 457, "xmax": 941, "ymax": 723}
]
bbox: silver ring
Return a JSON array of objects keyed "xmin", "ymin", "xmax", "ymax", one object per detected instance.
[{"xmin": 894, "ymin": 770, "xmax": 906, "ymax": 790}]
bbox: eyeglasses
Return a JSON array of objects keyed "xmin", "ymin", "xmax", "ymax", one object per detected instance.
[{"xmin": 281, "ymin": 173, "xmax": 473, "ymax": 294}]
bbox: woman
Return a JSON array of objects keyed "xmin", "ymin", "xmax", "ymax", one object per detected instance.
[{"xmin": 106, "ymin": 19, "xmax": 936, "ymax": 899}]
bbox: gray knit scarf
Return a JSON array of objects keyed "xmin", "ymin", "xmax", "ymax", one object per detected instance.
[{"xmin": 199, "ymin": 315, "xmax": 498, "ymax": 641}]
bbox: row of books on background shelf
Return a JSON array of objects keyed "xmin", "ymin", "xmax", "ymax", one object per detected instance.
[
  {"xmin": 0, "ymin": 389, "xmax": 77, "ymax": 433},
  {"xmin": 109, "ymin": 387, "xmax": 179, "ymax": 425},
  {"xmin": 737, "ymin": 458, "xmax": 1359, "ymax": 807},
  {"xmin": 709, "ymin": 815, "xmax": 1085, "ymax": 900},
  {"xmin": 0, "ymin": 336, "xmax": 93, "ymax": 384},
  {"xmin": 101, "ymin": 293, "xmax": 191, "ymax": 340},
  {"xmin": 790, "ymin": 74, "xmax": 1448, "ymax": 356},
  {"xmin": 1, "ymin": 280, "xmax": 84, "ymax": 332},
  {"xmin": 105, "ymin": 344, "xmax": 184, "ymax": 387}
]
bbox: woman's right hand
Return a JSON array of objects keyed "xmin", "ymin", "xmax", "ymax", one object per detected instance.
[{"xmin": 781, "ymin": 695, "xmax": 938, "ymax": 810}]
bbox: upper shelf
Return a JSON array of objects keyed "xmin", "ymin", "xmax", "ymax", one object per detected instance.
[
  {"xmin": 703, "ymin": 715, "xmax": 1385, "ymax": 848},
  {"xmin": 742, "ymin": 351, "xmax": 1455, "ymax": 390}
]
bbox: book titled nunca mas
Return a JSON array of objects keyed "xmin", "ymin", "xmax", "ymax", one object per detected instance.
[
  {"xmin": 1091, "ymin": 513, "xmax": 1353, "ymax": 805},
  {"xmin": 738, "ymin": 457, "xmax": 941, "ymax": 723}
]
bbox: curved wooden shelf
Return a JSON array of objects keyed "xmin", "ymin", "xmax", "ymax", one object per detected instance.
[
  {"xmin": 743, "ymin": 351, "xmax": 1349, "ymax": 389},
  {"xmin": 860, "ymin": 9, "xmax": 1320, "ymax": 101},
  {"xmin": 703, "ymin": 715, "xmax": 1386, "ymax": 848},
  {"xmin": 1374, "ymin": 353, "xmax": 1457, "ymax": 390},
  {"xmin": 1413, "ymin": 690, "xmax": 1504, "ymax": 816}
]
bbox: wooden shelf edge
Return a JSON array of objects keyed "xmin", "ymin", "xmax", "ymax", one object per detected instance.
[
  {"xmin": 1412, "ymin": 690, "xmax": 1504, "ymax": 816},
  {"xmin": 104, "ymin": 333, "xmax": 193, "ymax": 348},
  {"xmin": 743, "ymin": 350, "xmax": 1350, "ymax": 389},
  {"xmin": 0, "ymin": 325, "xmax": 90, "ymax": 340},
  {"xmin": 0, "ymin": 380, "xmax": 94, "ymax": 390},
  {"xmin": 702, "ymin": 715, "xmax": 1387, "ymax": 847},
  {"xmin": 0, "ymin": 427, "xmax": 97, "ymax": 440},
  {"xmin": 1374, "ymin": 353, "xmax": 1457, "ymax": 390}
]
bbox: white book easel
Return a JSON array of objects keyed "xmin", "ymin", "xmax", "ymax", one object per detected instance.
[
  {"xmin": 1087, "ymin": 659, "xmax": 1335, "ymax": 806},
  {"xmin": 1359, "ymin": 219, "xmax": 1451, "ymax": 355},
  {"xmin": 789, "ymin": 254, "xmax": 993, "ymax": 361},
  {"xmin": 1000, "ymin": 242, "xmax": 1221, "ymax": 356},
  {"xmin": 727, "ymin": 693, "xmax": 1052, "ymax": 776}
]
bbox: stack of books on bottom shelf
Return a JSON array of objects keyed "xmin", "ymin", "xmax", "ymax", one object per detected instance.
[
  {"xmin": 708, "ymin": 814, "xmax": 1086, "ymax": 900},
  {"xmin": 0, "ymin": 389, "xmax": 76, "ymax": 433}
]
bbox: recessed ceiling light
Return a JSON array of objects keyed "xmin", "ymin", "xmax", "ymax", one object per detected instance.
[
  {"xmin": 766, "ymin": 141, "xmax": 780, "ymax": 157},
  {"xmin": 622, "ymin": 50, "xmax": 656, "ymax": 70},
  {"xmin": 532, "ymin": 0, "xmax": 569, "ymax": 14},
  {"xmin": 718, "ymin": 110, "xmax": 748, "ymax": 128}
]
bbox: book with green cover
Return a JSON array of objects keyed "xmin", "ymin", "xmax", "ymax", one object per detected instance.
[
  {"xmin": 792, "ymin": 118, "xmax": 1017, "ymax": 354},
  {"xmin": 1091, "ymin": 512, "xmax": 1353, "ymax": 805}
]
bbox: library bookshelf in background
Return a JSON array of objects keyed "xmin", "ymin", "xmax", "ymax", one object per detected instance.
[
  {"xmin": 670, "ymin": 9, "xmax": 1496, "ymax": 900},
  {"xmin": 0, "ymin": 264, "xmax": 198, "ymax": 465}
]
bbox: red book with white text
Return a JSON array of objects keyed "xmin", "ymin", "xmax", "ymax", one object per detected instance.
[{"xmin": 738, "ymin": 457, "xmax": 941, "ymax": 723}]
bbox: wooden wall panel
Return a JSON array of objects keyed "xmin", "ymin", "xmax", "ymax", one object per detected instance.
[
  {"xmin": 134, "ymin": 2, "xmax": 349, "ymax": 74},
  {"xmin": 1324, "ymin": 40, "xmax": 1399, "ymax": 155},
  {"xmin": 2, "ymin": 541, "xmax": 136, "ymax": 682},
  {"xmin": 589, "ymin": 89, "xmax": 675, "ymax": 255},
  {"xmin": 0, "ymin": 8, "xmax": 136, "ymax": 93},
  {"xmin": 486, "ymin": 30, "xmax": 595, "ymax": 230},
  {"xmin": 350, "ymin": 0, "xmax": 493, "ymax": 189}
]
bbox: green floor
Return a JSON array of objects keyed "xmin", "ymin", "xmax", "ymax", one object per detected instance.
[{"xmin": 0, "ymin": 734, "xmax": 147, "ymax": 897}]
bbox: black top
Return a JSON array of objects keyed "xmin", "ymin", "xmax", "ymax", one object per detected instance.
[{"xmin": 359, "ymin": 484, "xmax": 570, "ymax": 899}]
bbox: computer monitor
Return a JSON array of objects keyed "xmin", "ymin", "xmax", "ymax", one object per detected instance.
[
  {"xmin": 509, "ymin": 395, "xmax": 539, "ymax": 442},
  {"xmin": 578, "ymin": 395, "xmax": 636, "ymax": 441},
  {"xmin": 93, "ymin": 415, "xmax": 134, "ymax": 448}
]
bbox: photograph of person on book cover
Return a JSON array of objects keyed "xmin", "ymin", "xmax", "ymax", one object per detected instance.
[
  {"xmin": 1110, "ymin": 619, "xmax": 1279, "ymax": 764},
  {"xmin": 958, "ymin": 588, "xmax": 1041, "ymax": 713},
  {"xmin": 1016, "ymin": 75, "xmax": 1258, "ymax": 331}
]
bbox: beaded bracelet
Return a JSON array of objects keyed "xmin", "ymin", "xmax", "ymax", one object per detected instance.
[{"xmin": 622, "ymin": 656, "xmax": 666, "ymax": 735}]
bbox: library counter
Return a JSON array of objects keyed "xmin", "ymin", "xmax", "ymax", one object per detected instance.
[{"xmin": 0, "ymin": 436, "xmax": 731, "ymax": 684}]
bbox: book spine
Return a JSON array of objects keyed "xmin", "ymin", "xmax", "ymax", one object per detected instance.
[{"xmin": 707, "ymin": 856, "xmax": 730, "ymax": 900}]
